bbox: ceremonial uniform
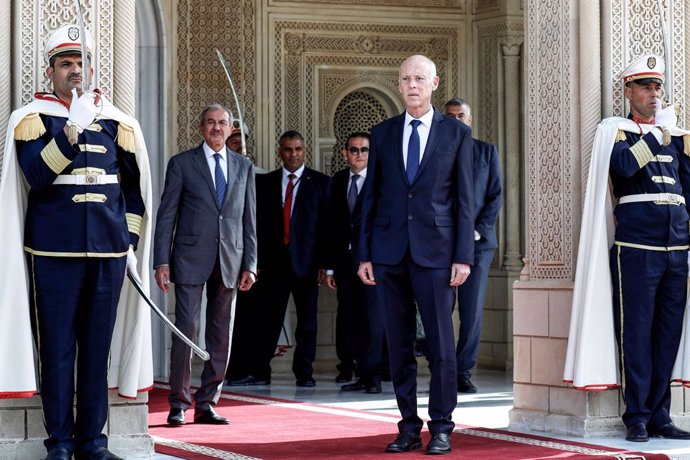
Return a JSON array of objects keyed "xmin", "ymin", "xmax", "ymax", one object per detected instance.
[
  {"xmin": 0, "ymin": 24, "xmax": 153, "ymax": 459},
  {"xmin": 565, "ymin": 54, "xmax": 690, "ymax": 442},
  {"xmin": 610, "ymin": 116, "xmax": 690, "ymax": 429}
]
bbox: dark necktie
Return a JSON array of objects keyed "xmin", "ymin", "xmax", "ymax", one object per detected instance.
[
  {"xmin": 213, "ymin": 153, "xmax": 226, "ymax": 207},
  {"xmin": 347, "ymin": 174, "xmax": 360, "ymax": 214},
  {"xmin": 283, "ymin": 173, "xmax": 296, "ymax": 245},
  {"xmin": 406, "ymin": 119, "xmax": 421, "ymax": 183}
]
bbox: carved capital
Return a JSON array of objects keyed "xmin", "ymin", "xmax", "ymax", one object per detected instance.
[{"xmin": 501, "ymin": 40, "xmax": 522, "ymax": 57}]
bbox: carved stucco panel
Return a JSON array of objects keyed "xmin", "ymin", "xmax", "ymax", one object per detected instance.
[
  {"xmin": 611, "ymin": 0, "xmax": 685, "ymax": 121},
  {"xmin": 270, "ymin": 0, "xmax": 465, "ymax": 9},
  {"xmin": 18, "ymin": 0, "xmax": 115, "ymax": 105},
  {"xmin": 176, "ymin": 0, "xmax": 256, "ymax": 151},
  {"xmin": 526, "ymin": 0, "xmax": 572, "ymax": 279},
  {"xmin": 274, "ymin": 20, "xmax": 458, "ymax": 170}
]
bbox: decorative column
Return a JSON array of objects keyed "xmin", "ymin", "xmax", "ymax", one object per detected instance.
[
  {"xmin": 501, "ymin": 41, "xmax": 523, "ymax": 273},
  {"xmin": 113, "ymin": 0, "xmax": 136, "ymax": 115}
]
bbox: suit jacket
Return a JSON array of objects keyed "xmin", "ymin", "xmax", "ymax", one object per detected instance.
[
  {"xmin": 358, "ymin": 109, "xmax": 474, "ymax": 268},
  {"xmin": 256, "ymin": 167, "xmax": 331, "ymax": 278},
  {"xmin": 472, "ymin": 139, "xmax": 502, "ymax": 251},
  {"xmin": 328, "ymin": 168, "xmax": 364, "ymax": 272},
  {"xmin": 154, "ymin": 144, "xmax": 257, "ymax": 288}
]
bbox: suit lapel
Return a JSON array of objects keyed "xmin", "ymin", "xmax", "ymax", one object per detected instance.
[
  {"xmin": 416, "ymin": 109, "xmax": 444, "ymax": 180},
  {"xmin": 192, "ymin": 146, "xmax": 217, "ymax": 202},
  {"xmin": 389, "ymin": 114, "xmax": 407, "ymax": 183},
  {"xmin": 221, "ymin": 149, "xmax": 240, "ymax": 209}
]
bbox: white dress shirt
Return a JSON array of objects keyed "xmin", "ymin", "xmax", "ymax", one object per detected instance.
[
  {"xmin": 282, "ymin": 164, "xmax": 305, "ymax": 216},
  {"xmin": 203, "ymin": 142, "xmax": 228, "ymax": 183},
  {"xmin": 402, "ymin": 109, "xmax": 434, "ymax": 169}
]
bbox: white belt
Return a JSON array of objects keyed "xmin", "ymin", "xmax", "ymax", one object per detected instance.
[
  {"xmin": 618, "ymin": 193, "xmax": 685, "ymax": 206},
  {"xmin": 53, "ymin": 174, "xmax": 118, "ymax": 186}
]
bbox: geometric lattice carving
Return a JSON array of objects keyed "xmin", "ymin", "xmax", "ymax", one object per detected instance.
[
  {"xmin": 611, "ymin": 0, "xmax": 685, "ymax": 122},
  {"xmin": 330, "ymin": 91, "xmax": 388, "ymax": 174},
  {"xmin": 280, "ymin": 0, "xmax": 465, "ymax": 7},
  {"xmin": 176, "ymin": 0, "xmax": 256, "ymax": 154},
  {"xmin": 19, "ymin": 0, "xmax": 115, "ymax": 106},
  {"xmin": 525, "ymin": 0, "xmax": 573, "ymax": 280},
  {"xmin": 275, "ymin": 19, "xmax": 460, "ymax": 172}
]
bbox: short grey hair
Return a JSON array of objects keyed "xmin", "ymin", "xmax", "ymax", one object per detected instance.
[{"xmin": 198, "ymin": 104, "xmax": 234, "ymax": 125}]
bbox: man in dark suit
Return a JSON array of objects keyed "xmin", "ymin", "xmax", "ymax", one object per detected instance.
[
  {"xmin": 358, "ymin": 55, "xmax": 474, "ymax": 455},
  {"xmin": 444, "ymin": 98, "xmax": 503, "ymax": 394},
  {"xmin": 231, "ymin": 130, "xmax": 331, "ymax": 387},
  {"xmin": 154, "ymin": 104, "xmax": 257, "ymax": 426},
  {"xmin": 325, "ymin": 132, "xmax": 384, "ymax": 393}
]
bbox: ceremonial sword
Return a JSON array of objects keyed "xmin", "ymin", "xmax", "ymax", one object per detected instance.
[
  {"xmin": 214, "ymin": 48, "xmax": 249, "ymax": 160},
  {"xmin": 75, "ymin": 0, "xmax": 91, "ymax": 93},
  {"xmin": 127, "ymin": 271, "xmax": 210, "ymax": 361},
  {"xmin": 656, "ymin": 0, "xmax": 672, "ymax": 104}
]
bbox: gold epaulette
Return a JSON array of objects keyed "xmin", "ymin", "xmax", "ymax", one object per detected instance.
[
  {"xmin": 684, "ymin": 134, "xmax": 690, "ymax": 156},
  {"xmin": 14, "ymin": 113, "xmax": 46, "ymax": 141},
  {"xmin": 615, "ymin": 130, "xmax": 627, "ymax": 142},
  {"xmin": 116, "ymin": 122, "xmax": 136, "ymax": 153}
]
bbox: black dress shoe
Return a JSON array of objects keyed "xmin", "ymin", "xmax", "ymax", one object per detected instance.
[
  {"xmin": 194, "ymin": 407, "xmax": 229, "ymax": 425},
  {"xmin": 385, "ymin": 432, "xmax": 422, "ymax": 453},
  {"xmin": 625, "ymin": 423, "xmax": 649, "ymax": 442},
  {"xmin": 365, "ymin": 381, "xmax": 382, "ymax": 394},
  {"xmin": 457, "ymin": 377, "xmax": 477, "ymax": 394},
  {"xmin": 296, "ymin": 377, "xmax": 316, "ymax": 387},
  {"xmin": 167, "ymin": 408, "xmax": 185, "ymax": 426},
  {"xmin": 648, "ymin": 422, "xmax": 690, "ymax": 439},
  {"xmin": 335, "ymin": 371, "xmax": 353, "ymax": 383},
  {"xmin": 426, "ymin": 433, "xmax": 451, "ymax": 455},
  {"xmin": 228, "ymin": 375, "xmax": 270, "ymax": 386},
  {"xmin": 74, "ymin": 447, "xmax": 123, "ymax": 460},
  {"xmin": 341, "ymin": 380, "xmax": 366, "ymax": 391},
  {"xmin": 45, "ymin": 447, "xmax": 72, "ymax": 460}
]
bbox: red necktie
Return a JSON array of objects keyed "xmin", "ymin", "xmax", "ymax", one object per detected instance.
[{"xmin": 283, "ymin": 174, "xmax": 296, "ymax": 245}]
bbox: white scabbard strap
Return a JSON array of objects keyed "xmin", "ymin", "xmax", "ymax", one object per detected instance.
[
  {"xmin": 53, "ymin": 174, "xmax": 119, "ymax": 186},
  {"xmin": 618, "ymin": 193, "xmax": 685, "ymax": 206}
]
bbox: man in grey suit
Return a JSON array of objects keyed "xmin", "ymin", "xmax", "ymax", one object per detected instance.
[{"xmin": 154, "ymin": 104, "xmax": 257, "ymax": 426}]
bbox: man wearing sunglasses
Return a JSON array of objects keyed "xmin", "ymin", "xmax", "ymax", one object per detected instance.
[{"xmin": 326, "ymin": 133, "xmax": 385, "ymax": 394}]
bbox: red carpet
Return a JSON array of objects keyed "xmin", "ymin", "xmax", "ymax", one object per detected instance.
[{"xmin": 148, "ymin": 386, "xmax": 668, "ymax": 459}]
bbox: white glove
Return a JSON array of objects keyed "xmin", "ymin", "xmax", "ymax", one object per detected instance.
[
  {"xmin": 126, "ymin": 245, "xmax": 142, "ymax": 284},
  {"xmin": 655, "ymin": 98, "xmax": 677, "ymax": 128},
  {"xmin": 66, "ymin": 87, "xmax": 97, "ymax": 133}
]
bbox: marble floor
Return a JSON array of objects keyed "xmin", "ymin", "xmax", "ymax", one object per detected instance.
[{"xmin": 151, "ymin": 368, "xmax": 690, "ymax": 459}]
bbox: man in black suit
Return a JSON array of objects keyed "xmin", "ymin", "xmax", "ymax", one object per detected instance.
[
  {"xmin": 154, "ymin": 104, "xmax": 257, "ymax": 426},
  {"xmin": 231, "ymin": 130, "xmax": 331, "ymax": 387},
  {"xmin": 325, "ymin": 132, "xmax": 384, "ymax": 393},
  {"xmin": 358, "ymin": 55, "xmax": 474, "ymax": 455},
  {"xmin": 444, "ymin": 98, "xmax": 502, "ymax": 394}
]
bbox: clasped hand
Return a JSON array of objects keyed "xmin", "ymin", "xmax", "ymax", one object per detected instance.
[
  {"xmin": 655, "ymin": 98, "xmax": 678, "ymax": 128},
  {"xmin": 67, "ymin": 87, "xmax": 97, "ymax": 132}
]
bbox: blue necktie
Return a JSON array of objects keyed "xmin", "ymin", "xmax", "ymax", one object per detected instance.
[
  {"xmin": 407, "ymin": 119, "xmax": 421, "ymax": 183},
  {"xmin": 213, "ymin": 153, "xmax": 226, "ymax": 207},
  {"xmin": 347, "ymin": 174, "xmax": 360, "ymax": 214}
]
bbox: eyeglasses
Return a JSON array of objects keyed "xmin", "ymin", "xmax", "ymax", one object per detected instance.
[{"xmin": 348, "ymin": 147, "xmax": 369, "ymax": 155}]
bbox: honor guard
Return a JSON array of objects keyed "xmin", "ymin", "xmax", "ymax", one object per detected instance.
[
  {"xmin": 0, "ymin": 24, "xmax": 154, "ymax": 460},
  {"xmin": 608, "ymin": 55, "xmax": 690, "ymax": 442}
]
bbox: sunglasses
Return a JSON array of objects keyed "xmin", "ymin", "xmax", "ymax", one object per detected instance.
[{"xmin": 348, "ymin": 147, "xmax": 369, "ymax": 155}]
